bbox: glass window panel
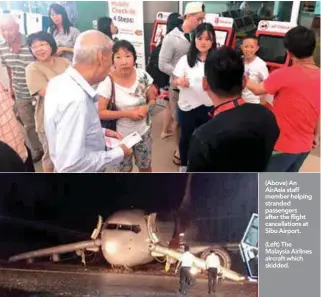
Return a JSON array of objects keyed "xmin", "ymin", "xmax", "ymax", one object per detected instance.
[{"xmin": 298, "ymin": 1, "xmax": 320, "ymax": 66}]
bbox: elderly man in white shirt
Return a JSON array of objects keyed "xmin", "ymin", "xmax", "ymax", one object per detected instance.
[
  {"xmin": 44, "ymin": 30, "xmax": 132, "ymax": 172},
  {"xmin": 205, "ymin": 250, "xmax": 220, "ymax": 294}
]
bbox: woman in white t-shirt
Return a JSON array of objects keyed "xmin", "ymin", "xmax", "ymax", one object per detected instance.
[
  {"xmin": 97, "ymin": 40, "xmax": 157, "ymax": 173},
  {"xmin": 172, "ymin": 23, "xmax": 216, "ymax": 172}
]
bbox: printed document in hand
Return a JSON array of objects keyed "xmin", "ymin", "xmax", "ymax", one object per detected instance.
[{"xmin": 105, "ymin": 132, "xmax": 142, "ymax": 149}]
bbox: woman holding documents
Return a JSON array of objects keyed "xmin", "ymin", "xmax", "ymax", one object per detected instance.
[{"xmin": 97, "ymin": 40, "xmax": 157, "ymax": 172}]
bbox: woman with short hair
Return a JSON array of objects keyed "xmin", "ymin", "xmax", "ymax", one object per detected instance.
[
  {"xmin": 97, "ymin": 40, "xmax": 157, "ymax": 172},
  {"xmin": 26, "ymin": 31, "xmax": 70, "ymax": 172}
]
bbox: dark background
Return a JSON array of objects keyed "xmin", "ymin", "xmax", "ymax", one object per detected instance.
[{"xmin": 0, "ymin": 174, "xmax": 258, "ymax": 258}]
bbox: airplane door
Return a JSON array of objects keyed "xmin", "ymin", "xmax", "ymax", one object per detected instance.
[
  {"xmin": 239, "ymin": 213, "xmax": 258, "ymax": 280},
  {"xmin": 146, "ymin": 213, "xmax": 160, "ymax": 243}
]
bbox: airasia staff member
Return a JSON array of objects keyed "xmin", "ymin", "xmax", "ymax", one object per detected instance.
[
  {"xmin": 246, "ymin": 26, "xmax": 320, "ymax": 172},
  {"xmin": 187, "ymin": 46, "xmax": 280, "ymax": 172}
]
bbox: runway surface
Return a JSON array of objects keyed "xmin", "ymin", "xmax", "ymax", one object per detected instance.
[{"xmin": 0, "ymin": 265, "xmax": 257, "ymax": 297}]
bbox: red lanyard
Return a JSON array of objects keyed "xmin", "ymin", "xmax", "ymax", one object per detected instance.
[{"xmin": 209, "ymin": 97, "xmax": 246, "ymax": 118}]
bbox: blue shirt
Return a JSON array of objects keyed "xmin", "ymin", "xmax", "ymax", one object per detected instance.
[{"xmin": 44, "ymin": 67, "xmax": 124, "ymax": 172}]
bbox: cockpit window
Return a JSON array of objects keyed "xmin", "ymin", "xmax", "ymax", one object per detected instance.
[{"xmin": 106, "ymin": 224, "xmax": 141, "ymax": 234}]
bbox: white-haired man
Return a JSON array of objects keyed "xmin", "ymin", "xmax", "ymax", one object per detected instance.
[
  {"xmin": 0, "ymin": 13, "xmax": 43, "ymax": 162},
  {"xmin": 44, "ymin": 30, "xmax": 132, "ymax": 172}
]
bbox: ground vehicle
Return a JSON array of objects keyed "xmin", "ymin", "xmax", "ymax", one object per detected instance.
[{"xmin": 239, "ymin": 213, "xmax": 258, "ymax": 281}]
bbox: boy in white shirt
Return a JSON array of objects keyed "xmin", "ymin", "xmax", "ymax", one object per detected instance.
[{"xmin": 241, "ymin": 35, "xmax": 272, "ymax": 105}]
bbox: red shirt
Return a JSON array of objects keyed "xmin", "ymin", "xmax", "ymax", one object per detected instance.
[{"xmin": 264, "ymin": 65, "xmax": 320, "ymax": 154}]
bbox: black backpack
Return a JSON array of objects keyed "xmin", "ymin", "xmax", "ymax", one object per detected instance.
[{"xmin": 146, "ymin": 43, "xmax": 170, "ymax": 89}]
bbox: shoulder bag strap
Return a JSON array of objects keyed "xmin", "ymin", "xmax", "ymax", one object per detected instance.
[{"xmin": 107, "ymin": 74, "xmax": 116, "ymax": 110}]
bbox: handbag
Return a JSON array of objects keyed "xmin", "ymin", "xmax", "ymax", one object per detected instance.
[{"xmin": 101, "ymin": 75, "xmax": 117, "ymax": 131}]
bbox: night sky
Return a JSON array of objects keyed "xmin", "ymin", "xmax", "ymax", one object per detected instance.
[{"xmin": 0, "ymin": 174, "xmax": 258, "ymax": 255}]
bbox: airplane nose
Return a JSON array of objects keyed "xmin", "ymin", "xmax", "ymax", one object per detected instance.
[
  {"xmin": 104, "ymin": 241, "xmax": 118, "ymax": 255},
  {"xmin": 101, "ymin": 229, "xmax": 153, "ymax": 267}
]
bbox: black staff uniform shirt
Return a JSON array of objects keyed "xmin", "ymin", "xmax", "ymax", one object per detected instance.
[{"xmin": 187, "ymin": 98, "xmax": 280, "ymax": 172}]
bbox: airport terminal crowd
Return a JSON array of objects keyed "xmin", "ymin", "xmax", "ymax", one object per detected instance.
[{"xmin": 0, "ymin": 2, "xmax": 320, "ymax": 173}]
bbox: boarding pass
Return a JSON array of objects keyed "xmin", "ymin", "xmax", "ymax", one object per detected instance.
[{"xmin": 106, "ymin": 132, "xmax": 142, "ymax": 149}]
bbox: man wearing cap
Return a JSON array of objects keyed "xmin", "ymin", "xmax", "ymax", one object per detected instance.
[{"xmin": 159, "ymin": 2, "xmax": 205, "ymax": 168}]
